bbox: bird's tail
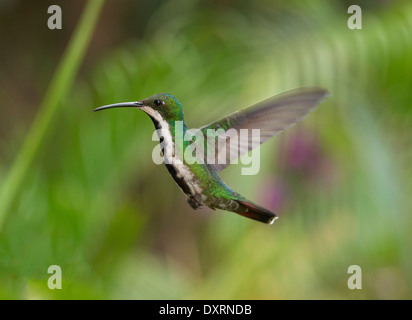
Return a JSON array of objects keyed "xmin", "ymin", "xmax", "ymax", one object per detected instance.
[{"xmin": 235, "ymin": 199, "xmax": 278, "ymax": 224}]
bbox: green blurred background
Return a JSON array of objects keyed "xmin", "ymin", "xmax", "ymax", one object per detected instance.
[{"xmin": 0, "ymin": 0, "xmax": 411, "ymax": 299}]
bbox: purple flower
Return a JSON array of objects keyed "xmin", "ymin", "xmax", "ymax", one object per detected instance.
[{"xmin": 278, "ymin": 129, "xmax": 339, "ymax": 189}]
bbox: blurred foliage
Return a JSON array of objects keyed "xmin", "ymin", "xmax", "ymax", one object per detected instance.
[{"xmin": 0, "ymin": 0, "xmax": 412, "ymax": 299}]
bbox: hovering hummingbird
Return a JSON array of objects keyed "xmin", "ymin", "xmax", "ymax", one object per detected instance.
[{"xmin": 94, "ymin": 88, "xmax": 329, "ymax": 224}]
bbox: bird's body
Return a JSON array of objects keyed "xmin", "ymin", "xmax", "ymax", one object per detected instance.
[
  {"xmin": 94, "ymin": 88, "xmax": 329, "ymax": 224},
  {"xmin": 140, "ymin": 103, "xmax": 254, "ymax": 218}
]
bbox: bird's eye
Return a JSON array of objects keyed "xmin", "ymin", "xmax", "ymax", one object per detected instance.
[{"xmin": 154, "ymin": 99, "xmax": 163, "ymax": 107}]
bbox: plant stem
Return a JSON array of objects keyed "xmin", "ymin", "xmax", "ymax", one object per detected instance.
[{"xmin": 0, "ymin": 0, "xmax": 105, "ymax": 231}]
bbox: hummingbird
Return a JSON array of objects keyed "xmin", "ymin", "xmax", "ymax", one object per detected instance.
[{"xmin": 94, "ymin": 88, "xmax": 329, "ymax": 224}]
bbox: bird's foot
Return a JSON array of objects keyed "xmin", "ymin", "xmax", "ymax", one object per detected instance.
[{"xmin": 187, "ymin": 196, "xmax": 202, "ymax": 210}]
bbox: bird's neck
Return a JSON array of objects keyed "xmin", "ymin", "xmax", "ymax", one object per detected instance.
[
  {"xmin": 145, "ymin": 109, "xmax": 190, "ymax": 159},
  {"xmin": 149, "ymin": 115, "xmax": 188, "ymax": 141}
]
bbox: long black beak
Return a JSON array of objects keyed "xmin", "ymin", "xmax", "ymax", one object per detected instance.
[{"xmin": 93, "ymin": 101, "xmax": 143, "ymax": 112}]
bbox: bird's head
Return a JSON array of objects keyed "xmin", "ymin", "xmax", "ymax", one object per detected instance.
[{"xmin": 94, "ymin": 93, "xmax": 184, "ymax": 124}]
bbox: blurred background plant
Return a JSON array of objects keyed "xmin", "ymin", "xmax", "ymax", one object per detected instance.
[{"xmin": 0, "ymin": 0, "xmax": 411, "ymax": 299}]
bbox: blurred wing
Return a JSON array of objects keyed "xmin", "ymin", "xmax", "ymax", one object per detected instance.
[{"xmin": 195, "ymin": 87, "xmax": 329, "ymax": 171}]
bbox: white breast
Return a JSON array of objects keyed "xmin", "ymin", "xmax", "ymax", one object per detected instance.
[{"xmin": 142, "ymin": 107, "xmax": 203, "ymax": 197}]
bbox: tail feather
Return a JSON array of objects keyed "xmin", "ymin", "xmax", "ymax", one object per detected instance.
[{"xmin": 236, "ymin": 200, "xmax": 278, "ymax": 225}]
